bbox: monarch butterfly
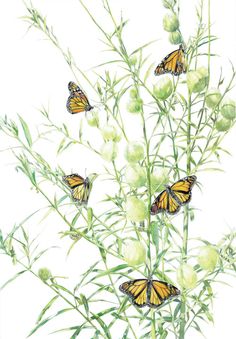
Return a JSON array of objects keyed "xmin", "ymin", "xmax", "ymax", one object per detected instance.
[
  {"xmin": 154, "ymin": 44, "xmax": 187, "ymax": 76},
  {"xmin": 119, "ymin": 279, "xmax": 180, "ymax": 308},
  {"xmin": 151, "ymin": 175, "xmax": 197, "ymax": 215},
  {"xmin": 63, "ymin": 173, "xmax": 92, "ymax": 204},
  {"xmin": 66, "ymin": 81, "xmax": 93, "ymax": 114}
]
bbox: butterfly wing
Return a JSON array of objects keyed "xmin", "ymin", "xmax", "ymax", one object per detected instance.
[
  {"xmin": 167, "ymin": 194, "xmax": 181, "ymax": 215},
  {"xmin": 72, "ymin": 182, "xmax": 90, "ymax": 204},
  {"xmin": 63, "ymin": 174, "xmax": 90, "ymax": 204},
  {"xmin": 63, "ymin": 174, "xmax": 85, "ymax": 189},
  {"xmin": 119, "ymin": 279, "xmax": 148, "ymax": 308},
  {"xmin": 154, "ymin": 45, "xmax": 187, "ymax": 76},
  {"xmin": 150, "ymin": 190, "xmax": 168, "ymax": 215},
  {"xmin": 170, "ymin": 175, "xmax": 197, "ymax": 206},
  {"xmin": 67, "ymin": 81, "xmax": 93, "ymax": 114},
  {"xmin": 151, "ymin": 190, "xmax": 180, "ymax": 215},
  {"xmin": 148, "ymin": 280, "xmax": 180, "ymax": 308}
]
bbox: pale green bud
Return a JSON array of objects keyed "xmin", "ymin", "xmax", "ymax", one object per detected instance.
[
  {"xmin": 127, "ymin": 98, "xmax": 143, "ymax": 113},
  {"xmin": 126, "ymin": 197, "xmax": 147, "ymax": 222},
  {"xmin": 86, "ymin": 110, "xmax": 99, "ymax": 127},
  {"xmin": 150, "ymin": 169, "xmax": 169, "ymax": 194},
  {"xmin": 38, "ymin": 267, "xmax": 52, "ymax": 282},
  {"xmin": 125, "ymin": 142, "xmax": 145, "ymax": 163},
  {"xmin": 101, "ymin": 125, "xmax": 117, "ymax": 141},
  {"xmin": 130, "ymin": 87, "xmax": 139, "ymax": 99},
  {"xmin": 122, "ymin": 240, "xmax": 146, "ymax": 266},
  {"xmin": 168, "ymin": 31, "xmax": 182, "ymax": 45},
  {"xmin": 177, "ymin": 264, "xmax": 197, "ymax": 289},
  {"xmin": 215, "ymin": 118, "xmax": 231, "ymax": 132},
  {"xmin": 187, "ymin": 67, "xmax": 209, "ymax": 93},
  {"xmin": 100, "ymin": 141, "xmax": 118, "ymax": 161},
  {"xmin": 221, "ymin": 97, "xmax": 236, "ymax": 120},
  {"xmin": 198, "ymin": 246, "xmax": 219, "ymax": 271},
  {"xmin": 163, "ymin": 13, "xmax": 179, "ymax": 32},
  {"xmin": 205, "ymin": 88, "xmax": 222, "ymax": 109},
  {"xmin": 125, "ymin": 164, "xmax": 146, "ymax": 188},
  {"xmin": 153, "ymin": 76, "xmax": 173, "ymax": 100}
]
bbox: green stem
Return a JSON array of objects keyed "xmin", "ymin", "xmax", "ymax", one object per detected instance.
[
  {"xmin": 208, "ymin": 0, "xmax": 211, "ymax": 83},
  {"xmin": 179, "ymin": 93, "xmax": 192, "ymax": 338}
]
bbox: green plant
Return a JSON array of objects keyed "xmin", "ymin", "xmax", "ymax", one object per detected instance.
[{"xmin": 0, "ymin": 0, "xmax": 236, "ymax": 338}]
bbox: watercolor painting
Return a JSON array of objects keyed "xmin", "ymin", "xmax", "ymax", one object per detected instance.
[{"xmin": 0, "ymin": 1, "xmax": 236, "ymax": 338}]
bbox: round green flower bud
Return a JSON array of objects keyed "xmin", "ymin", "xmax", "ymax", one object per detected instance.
[
  {"xmin": 86, "ymin": 111, "xmax": 99, "ymax": 127},
  {"xmin": 168, "ymin": 31, "xmax": 182, "ymax": 45},
  {"xmin": 150, "ymin": 169, "xmax": 169, "ymax": 194},
  {"xmin": 221, "ymin": 98, "xmax": 236, "ymax": 120},
  {"xmin": 162, "ymin": 0, "xmax": 175, "ymax": 8},
  {"xmin": 127, "ymin": 98, "xmax": 143, "ymax": 113},
  {"xmin": 177, "ymin": 264, "xmax": 197, "ymax": 289},
  {"xmin": 125, "ymin": 164, "xmax": 146, "ymax": 188},
  {"xmin": 101, "ymin": 125, "xmax": 117, "ymax": 141},
  {"xmin": 130, "ymin": 87, "xmax": 138, "ymax": 99},
  {"xmin": 198, "ymin": 246, "xmax": 219, "ymax": 271},
  {"xmin": 125, "ymin": 142, "xmax": 145, "ymax": 163},
  {"xmin": 196, "ymin": 66, "xmax": 209, "ymax": 89},
  {"xmin": 187, "ymin": 67, "xmax": 208, "ymax": 93},
  {"xmin": 215, "ymin": 118, "xmax": 231, "ymax": 132},
  {"xmin": 122, "ymin": 240, "xmax": 146, "ymax": 266},
  {"xmin": 126, "ymin": 196, "xmax": 147, "ymax": 222},
  {"xmin": 38, "ymin": 267, "xmax": 52, "ymax": 282},
  {"xmin": 130, "ymin": 55, "xmax": 137, "ymax": 66},
  {"xmin": 205, "ymin": 88, "xmax": 222, "ymax": 109},
  {"xmin": 100, "ymin": 141, "xmax": 118, "ymax": 161},
  {"xmin": 163, "ymin": 13, "xmax": 179, "ymax": 32},
  {"xmin": 153, "ymin": 76, "xmax": 173, "ymax": 100},
  {"xmin": 113, "ymin": 132, "xmax": 122, "ymax": 143}
]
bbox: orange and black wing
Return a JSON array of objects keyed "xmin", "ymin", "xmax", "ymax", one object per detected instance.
[
  {"xmin": 154, "ymin": 45, "xmax": 187, "ymax": 76},
  {"xmin": 148, "ymin": 280, "xmax": 180, "ymax": 308},
  {"xmin": 63, "ymin": 173, "xmax": 85, "ymax": 189},
  {"xmin": 67, "ymin": 81, "xmax": 93, "ymax": 114},
  {"xmin": 170, "ymin": 175, "xmax": 197, "ymax": 206},
  {"xmin": 63, "ymin": 174, "xmax": 90, "ymax": 204},
  {"xmin": 119, "ymin": 279, "xmax": 148, "ymax": 308},
  {"xmin": 151, "ymin": 189, "xmax": 180, "ymax": 215}
]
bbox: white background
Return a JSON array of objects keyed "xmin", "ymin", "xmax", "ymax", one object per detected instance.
[{"xmin": 0, "ymin": 0, "xmax": 236, "ymax": 338}]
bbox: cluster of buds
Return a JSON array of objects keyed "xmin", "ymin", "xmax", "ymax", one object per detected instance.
[
  {"xmin": 215, "ymin": 97, "xmax": 236, "ymax": 132},
  {"xmin": 100, "ymin": 124, "xmax": 122, "ymax": 162},
  {"xmin": 127, "ymin": 87, "xmax": 143, "ymax": 114},
  {"xmin": 162, "ymin": 0, "xmax": 183, "ymax": 45}
]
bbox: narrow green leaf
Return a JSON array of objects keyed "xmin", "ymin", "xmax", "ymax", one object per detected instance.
[
  {"xmin": 37, "ymin": 295, "xmax": 59, "ymax": 323},
  {"xmin": 0, "ymin": 270, "xmax": 27, "ymax": 290},
  {"xmin": 122, "ymin": 326, "xmax": 129, "ymax": 339},
  {"xmin": 18, "ymin": 115, "xmax": 33, "ymax": 146},
  {"xmin": 131, "ymin": 39, "xmax": 158, "ymax": 55},
  {"xmin": 80, "ymin": 293, "xmax": 89, "ymax": 316},
  {"xmin": 28, "ymin": 308, "xmax": 73, "ymax": 337}
]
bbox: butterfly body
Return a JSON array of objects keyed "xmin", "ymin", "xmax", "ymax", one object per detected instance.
[
  {"xmin": 154, "ymin": 44, "xmax": 187, "ymax": 76},
  {"xmin": 66, "ymin": 81, "xmax": 93, "ymax": 114},
  {"xmin": 63, "ymin": 173, "xmax": 91, "ymax": 205},
  {"xmin": 119, "ymin": 279, "xmax": 180, "ymax": 308},
  {"xmin": 151, "ymin": 175, "xmax": 197, "ymax": 215}
]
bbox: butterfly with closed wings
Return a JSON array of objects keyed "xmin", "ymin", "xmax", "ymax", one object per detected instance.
[
  {"xmin": 151, "ymin": 175, "xmax": 197, "ymax": 215},
  {"xmin": 66, "ymin": 81, "xmax": 93, "ymax": 114},
  {"xmin": 154, "ymin": 44, "xmax": 187, "ymax": 76},
  {"xmin": 119, "ymin": 278, "xmax": 180, "ymax": 309},
  {"xmin": 63, "ymin": 173, "xmax": 92, "ymax": 205}
]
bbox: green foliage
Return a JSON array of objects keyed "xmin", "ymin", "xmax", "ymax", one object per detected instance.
[{"xmin": 0, "ymin": 0, "xmax": 236, "ymax": 338}]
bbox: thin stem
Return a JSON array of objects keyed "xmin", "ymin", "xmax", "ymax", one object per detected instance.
[
  {"xmin": 179, "ymin": 92, "xmax": 192, "ymax": 339},
  {"xmin": 208, "ymin": 0, "xmax": 211, "ymax": 83}
]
